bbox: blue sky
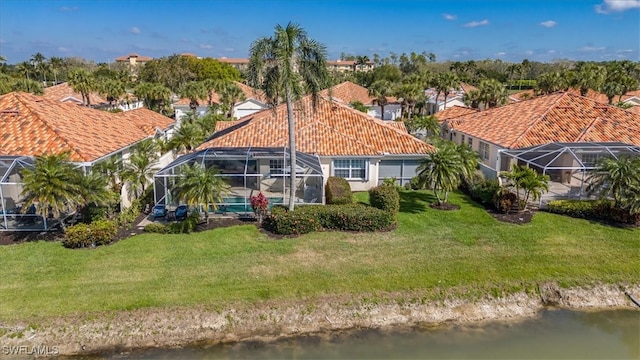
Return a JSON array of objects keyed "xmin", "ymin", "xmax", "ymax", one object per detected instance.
[{"xmin": 0, "ymin": 0, "xmax": 638, "ymax": 64}]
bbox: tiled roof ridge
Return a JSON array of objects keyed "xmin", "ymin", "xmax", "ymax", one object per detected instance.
[
  {"xmin": 575, "ymin": 116, "xmax": 604, "ymax": 142},
  {"xmin": 10, "ymin": 92, "xmax": 86, "ymax": 160},
  {"xmin": 507, "ymin": 92, "xmax": 568, "ymax": 148}
]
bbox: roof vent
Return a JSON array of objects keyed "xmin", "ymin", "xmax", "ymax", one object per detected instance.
[{"xmin": 0, "ymin": 110, "xmax": 19, "ymax": 116}]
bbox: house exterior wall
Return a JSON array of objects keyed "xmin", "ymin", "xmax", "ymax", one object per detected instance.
[
  {"xmin": 367, "ymin": 104, "xmax": 402, "ymax": 120},
  {"xmin": 448, "ymin": 129, "xmax": 504, "ymax": 179},
  {"xmin": 233, "ymin": 100, "xmax": 268, "ymax": 119}
]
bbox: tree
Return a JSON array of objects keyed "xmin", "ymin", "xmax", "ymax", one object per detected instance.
[
  {"xmin": 416, "ymin": 143, "xmax": 463, "ymax": 206},
  {"xmin": 349, "ymin": 100, "xmax": 369, "ymax": 113},
  {"xmin": 572, "ymin": 62, "xmax": 606, "ymax": 97},
  {"xmin": 404, "ymin": 115, "xmax": 440, "ymax": 138},
  {"xmin": 586, "ymin": 156, "xmax": 640, "ymax": 209},
  {"xmin": 31, "ymin": 52, "xmax": 48, "ymax": 85},
  {"xmin": 19, "ymin": 153, "xmax": 83, "ymax": 227},
  {"xmin": 537, "ymin": 71, "xmax": 570, "ymax": 95},
  {"xmin": 500, "ymin": 164, "xmax": 550, "ymax": 211},
  {"xmin": 219, "ymin": 82, "xmax": 246, "ymax": 118},
  {"xmin": 355, "ymin": 55, "xmax": 370, "ymax": 72},
  {"xmin": 98, "ymin": 78, "xmax": 126, "ymax": 109},
  {"xmin": 168, "ymin": 120, "xmax": 204, "ymax": 155},
  {"xmin": 435, "ymin": 72, "xmax": 458, "ymax": 110},
  {"xmin": 49, "ymin": 56, "xmax": 65, "ymax": 85},
  {"xmin": 477, "ymin": 78, "xmax": 508, "ymax": 109},
  {"xmin": 67, "ymin": 68, "xmax": 96, "ymax": 106},
  {"xmin": 121, "ymin": 143, "xmax": 159, "ymax": 200},
  {"xmin": 134, "ymin": 82, "xmax": 171, "ymax": 113},
  {"xmin": 369, "ymin": 80, "xmax": 393, "ymax": 119},
  {"xmin": 93, "ymin": 156, "xmax": 124, "ymax": 195},
  {"xmin": 172, "ymin": 163, "xmax": 231, "ymax": 222},
  {"xmin": 394, "ymin": 80, "xmax": 423, "ymax": 119},
  {"xmin": 247, "ymin": 22, "xmax": 330, "ymax": 211},
  {"xmin": 179, "ymin": 81, "xmax": 208, "ymax": 114}
]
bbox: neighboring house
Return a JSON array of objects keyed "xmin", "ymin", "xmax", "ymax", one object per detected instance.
[
  {"xmin": 442, "ymin": 92, "xmax": 640, "ymax": 203},
  {"xmin": 217, "ymin": 57, "xmax": 250, "ymax": 71},
  {"xmin": 0, "ymin": 92, "xmax": 175, "ymax": 231},
  {"xmin": 321, "ymin": 81, "xmax": 401, "ymax": 120},
  {"xmin": 43, "ymin": 82, "xmax": 144, "ymax": 111},
  {"xmin": 172, "ymin": 81, "xmax": 269, "ymax": 124},
  {"xmin": 197, "ymin": 94, "xmax": 434, "ymax": 191},
  {"xmin": 510, "ymin": 88, "xmax": 640, "ymax": 115},
  {"xmin": 424, "ymin": 82, "xmax": 476, "ymax": 114},
  {"xmin": 327, "ymin": 59, "xmax": 375, "ymax": 72},
  {"xmin": 114, "ymin": 53, "xmax": 153, "ymax": 67},
  {"xmin": 432, "ymin": 105, "xmax": 479, "ymax": 124}
]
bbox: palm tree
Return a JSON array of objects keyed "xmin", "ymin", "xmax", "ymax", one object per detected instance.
[
  {"xmin": 179, "ymin": 81, "xmax": 208, "ymax": 115},
  {"xmin": 436, "ymin": 72, "xmax": 458, "ymax": 110},
  {"xmin": 30, "ymin": 52, "xmax": 48, "ymax": 85},
  {"xmin": 172, "ymin": 164, "xmax": 231, "ymax": 222},
  {"xmin": 572, "ymin": 62, "xmax": 607, "ymax": 97},
  {"xmin": 49, "ymin": 56, "xmax": 64, "ymax": 85},
  {"xmin": 506, "ymin": 63, "xmax": 520, "ymax": 90},
  {"xmin": 98, "ymin": 78, "xmax": 126, "ymax": 109},
  {"xmin": 78, "ymin": 171, "xmax": 119, "ymax": 213},
  {"xmin": 537, "ymin": 71, "xmax": 569, "ymax": 95},
  {"xmin": 19, "ymin": 153, "xmax": 83, "ymax": 227},
  {"xmin": 15, "ymin": 61, "xmax": 34, "ymax": 91},
  {"xmin": 134, "ymin": 82, "xmax": 171, "ymax": 113},
  {"xmin": 416, "ymin": 144, "xmax": 463, "ymax": 206},
  {"xmin": 121, "ymin": 150, "xmax": 159, "ymax": 200},
  {"xmin": 93, "ymin": 156, "xmax": 123, "ymax": 195},
  {"xmin": 355, "ymin": 55, "xmax": 370, "ymax": 72},
  {"xmin": 369, "ymin": 80, "xmax": 393, "ymax": 119},
  {"xmin": 500, "ymin": 164, "xmax": 550, "ymax": 211},
  {"xmin": 219, "ymin": 82, "xmax": 246, "ymax": 118},
  {"xmin": 477, "ymin": 78, "xmax": 508, "ymax": 109},
  {"xmin": 586, "ymin": 156, "xmax": 640, "ymax": 209},
  {"xmin": 247, "ymin": 22, "xmax": 330, "ymax": 211},
  {"xmin": 168, "ymin": 120, "xmax": 204, "ymax": 155},
  {"xmin": 68, "ymin": 68, "xmax": 95, "ymax": 106},
  {"xmin": 394, "ymin": 80, "xmax": 422, "ymax": 119},
  {"xmin": 519, "ymin": 59, "xmax": 531, "ymax": 90}
]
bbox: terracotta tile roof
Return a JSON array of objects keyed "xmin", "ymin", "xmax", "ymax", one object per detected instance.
[
  {"xmin": 198, "ymin": 95, "xmax": 434, "ymax": 156},
  {"xmin": 173, "ymin": 81, "xmax": 266, "ymax": 107},
  {"xmin": 43, "ymin": 82, "xmax": 107, "ymax": 106},
  {"xmin": 321, "ymin": 81, "xmax": 375, "ymax": 105},
  {"xmin": 115, "ymin": 53, "xmax": 153, "ymax": 62},
  {"xmin": 0, "ymin": 92, "xmax": 174, "ymax": 162},
  {"xmin": 459, "ymin": 82, "xmax": 478, "ymax": 94},
  {"xmin": 509, "ymin": 90, "xmax": 536, "ymax": 102},
  {"xmin": 445, "ymin": 92, "xmax": 640, "ymax": 148},
  {"xmin": 217, "ymin": 57, "xmax": 249, "ymax": 64},
  {"xmin": 433, "ymin": 105, "xmax": 478, "ymax": 123}
]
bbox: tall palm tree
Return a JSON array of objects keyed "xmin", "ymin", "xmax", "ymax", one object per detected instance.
[
  {"xmin": 173, "ymin": 164, "xmax": 231, "ymax": 222},
  {"xmin": 134, "ymin": 82, "xmax": 171, "ymax": 113},
  {"xmin": 121, "ymin": 151, "xmax": 159, "ymax": 200},
  {"xmin": 30, "ymin": 52, "xmax": 48, "ymax": 84},
  {"xmin": 416, "ymin": 144, "xmax": 463, "ymax": 206},
  {"xmin": 15, "ymin": 61, "xmax": 35, "ymax": 91},
  {"xmin": 537, "ymin": 71, "xmax": 569, "ymax": 95},
  {"xmin": 478, "ymin": 78, "xmax": 508, "ymax": 108},
  {"xmin": 572, "ymin": 62, "xmax": 607, "ymax": 97},
  {"xmin": 49, "ymin": 56, "xmax": 64, "ymax": 85},
  {"xmin": 586, "ymin": 156, "xmax": 640, "ymax": 208},
  {"xmin": 68, "ymin": 68, "xmax": 96, "ymax": 106},
  {"xmin": 219, "ymin": 82, "xmax": 246, "ymax": 118},
  {"xmin": 247, "ymin": 22, "xmax": 330, "ymax": 211},
  {"xmin": 369, "ymin": 79, "xmax": 393, "ymax": 119},
  {"xmin": 355, "ymin": 55, "xmax": 370, "ymax": 72},
  {"xmin": 179, "ymin": 81, "xmax": 208, "ymax": 115},
  {"xmin": 98, "ymin": 78, "xmax": 126, "ymax": 109},
  {"xmin": 93, "ymin": 156, "xmax": 124, "ymax": 195},
  {"xmin": 19, "ymin": 153, "xmax": 83, "ymax": 226},
  {"xmin": 168, "ymin": 120, "xmax": 204, "ymax": 155}
]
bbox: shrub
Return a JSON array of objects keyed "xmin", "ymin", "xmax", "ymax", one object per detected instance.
[
  {"xmin": 495, "ymin": 191, "xmax": 518, "ymax": 214},
  {"xmin": 144, "ymin": 223, "xmax": 169, "ymax": 233},
  {"xmin": 167, "ymin": 212, "xmax": 200, "ymax": 234},
  {"xmin": 546, "ymin": 199, "xmax": 640, "ymax": 225},
  {"xmin": 325, "ymin": 177, "xmax": 353, "ymax": 205},
  {"xmin": 63, "ymin": 220, "xmax": 117, "ymax": 248},
  {"xmin": 263, "ymin": 204, "xmax": 394, "ymax": 235},
  {"xmin": 250, "ymin": 192, "xmax": 269, "ymax": 222},
  {"xmin": 546, "ymin": 200, "xmax": 597, "ymax": 218},
  {"xmin": 369, "ymin": 185, "xmax": 400, "ymax": 216},
  {"xmin": 117, "ymin": 199, "xmax": 141, "ymax": 227}
]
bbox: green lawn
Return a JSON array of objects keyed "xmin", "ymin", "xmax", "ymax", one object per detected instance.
[{"xmin": 1, "ymin": 191, "xmax": 638, "ymax": 320}]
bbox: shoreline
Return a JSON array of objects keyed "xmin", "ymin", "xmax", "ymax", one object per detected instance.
[{"xmin": 2, "ymin": 283, "xmax": 639, "ymax": 357}]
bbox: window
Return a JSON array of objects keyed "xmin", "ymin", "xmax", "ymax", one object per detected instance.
[
  {"xmin": 581, "ymin": 153, "xmax": 601, "ymax": 167},
  {"xmin": 479, "ymin": 142, "xmax": 490, "ymax": 160},
  {"xmin": 334, "ymin": 159, "xmax": 367, "ymax": 180},
  {"xmin": 467, "ymin": 137, "xmax": 473, "ymax": 147},
  {"xmin": 269, "ymin": 159, "xmax": 284, "ymax": 175},
  {"xmin": 461, "ymin": 135, "xmax": 465, "ymax": 143}
]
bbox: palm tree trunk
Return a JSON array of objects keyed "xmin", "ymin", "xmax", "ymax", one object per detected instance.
[{"xmin": 286, "ymin": 86, "xmax": 297, "ymax": 211}]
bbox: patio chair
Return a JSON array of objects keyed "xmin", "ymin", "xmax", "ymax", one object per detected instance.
[
  {"xmin": 174, "ymin": 205, "xmax": 188, "ymax": 221},
  {"xmin": 152, "ymin": 205, "xmax": 168, "ymax": 219}
]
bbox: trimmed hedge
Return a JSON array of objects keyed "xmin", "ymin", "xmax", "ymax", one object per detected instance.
[
  {"xmin": 263, "ymin": 204, "xmax": 394, "ymax": 235},
  {"xmin": 547, "ymin": 200, "xmax": 640, "ymax": 225},
  {"xmin": 144, "ymin": 223, "xmax": 169, "ymax": 233},
  {"xmin": 63, "ymin": 220, "xmax": 118, "ymax": 248},
  {"xmin": 325, "ymin": 177, "xmax": 353, "ymax": 205},
  {"xmin": 369, "ymin": 185, "xmax": 400, "ymax": 216}
]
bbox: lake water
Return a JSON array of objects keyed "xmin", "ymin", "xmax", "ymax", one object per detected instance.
[{"xmin": 101, "ymin": 309, "xmax": 639, "ymax": 359}]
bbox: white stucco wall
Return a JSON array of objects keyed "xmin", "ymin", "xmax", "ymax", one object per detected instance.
[{"xmin": 367, "ymin": 104, "xmax": 402, "ymax": 120}]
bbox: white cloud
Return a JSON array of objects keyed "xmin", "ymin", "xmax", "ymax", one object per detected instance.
[
  {"xmin": 200, "ymin": 44, "xmax": 213, "ymax": 49},
  {"xmin": 130, "ymin": 27, "xmax": 141, "ymax": 34},
  {"xmin": 57, "ymin": 47, "xmax": 70, "ymax": 53},
  {"xmin": 463, "ymin": 19, "xmax": 489, "ymax": 28},
  {"xmin": 547, "ymin": 50, "xmax": 557, "ymax": 54},
  {"xmin": 580, "ymin": 46, "xmax": 606, "ymax": 52},
  {"xmin": 524, "ymin": 50, "xmax": 534, "ymax": 55},
  {"xmin": 59, "ymin": 6, "xmax": 79, "ymax": 12},
  {"xmin": 442, "ymin": 13, "xmax": 457, "ymax": 20},
  {"xmin": 540, "ymin": 20, "xmax": 557, "ymax": 28},
  {"xmin": 595, "ymin": 0, "xmax": 640, "ymax": 14},
  {"xmin": 496, "ymin": 52, "xmax": 506, "ymax": 57}
]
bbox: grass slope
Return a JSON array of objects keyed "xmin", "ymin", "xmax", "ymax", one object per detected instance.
[{"xmin": 0, "ymin": 191, "xmax": 638, "ymax": 320}]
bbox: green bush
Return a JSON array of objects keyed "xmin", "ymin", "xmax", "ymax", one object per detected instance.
[
  {"xmin": 325, "ymin": 177, "xmax": 353, "ymax": 205},
  {"xmin": 263, "ymin": 204, "xmax": 394, "ymax": 235},
  {"xmin": 63, "ymin": 220, "xmax": 117, "ymax": 248},
  {"xmin": 369, "ymin": 185, "xmax": 400, "ymax": 216},
  {"xmin": 167, "ymin": 212, "xmax": 200, "ymax": 234},
  {"xmin": 117, "ymin": 199, "xmax": 141, "ymax": 227},
  {"xmin": 546, "ymin": 199, "xmax": 640, "ymax": 225},
  {"xmin": 495, "ymin": 191, "xmax": 518, "ymax": 214},
  {"xmin": 144, "ymin": 223, "xmax": 169, "ymax": 233}
]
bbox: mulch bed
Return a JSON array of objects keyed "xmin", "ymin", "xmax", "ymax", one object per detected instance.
[
  {"xmin": 429, "ymin": 202, "xmax": 460, "ymax": 211},
  {"xmin": 488, "ymin": 209, "xmax": 534, "ymax": 224}
]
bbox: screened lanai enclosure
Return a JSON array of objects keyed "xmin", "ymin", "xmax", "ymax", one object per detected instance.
[
  {"xmin": 0, "ymin": 156, "xmax": 48, "ymax": 231},
  {"xmin": 498, "ymin": 142, "xmax": 640, "ymax": 204},
  {"xmin": 153, "ymin": 147, "xmax": 325, "ymax": 214}
]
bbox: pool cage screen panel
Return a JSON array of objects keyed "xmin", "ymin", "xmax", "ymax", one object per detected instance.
[
  {"xmin": 0, "ymin": 156, "xmax": 48, "ymax": 231},
  {"xmin": 154, "ymin": 147, "xmax": 325, "ymax": 214}
]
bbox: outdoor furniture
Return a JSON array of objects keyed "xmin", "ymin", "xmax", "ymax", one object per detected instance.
[
  {"xmin": 152, "ymin": 205, "xmax": 168, "ymax": 219},
  {"xmin": 175, "ymin": 205, "xmax": 188, "ymax": 221}
]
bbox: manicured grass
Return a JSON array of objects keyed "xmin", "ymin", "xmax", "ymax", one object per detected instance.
[{"xmin": 1, "ymin": 191, "xmax": 638, "ymax": 320}]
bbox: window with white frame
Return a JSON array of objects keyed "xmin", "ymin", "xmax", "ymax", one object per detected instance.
[
  {"xmin": 467, "ymin": 137, "xmax": 473, "ymax": 147},
  {"xmin": 269, "ymin": 159, "xmax": 284, "ymax": 175},
  {"xmin": 333, "ymin": 159, "xmax": 367, "ymax": 180},
  {"xmin": 479, "ymin": 142, "xmax": 490, "ymax": 160},
  {"xmin": 581, "ymin": 153, "xmax": 601, "ymax": 167}
]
